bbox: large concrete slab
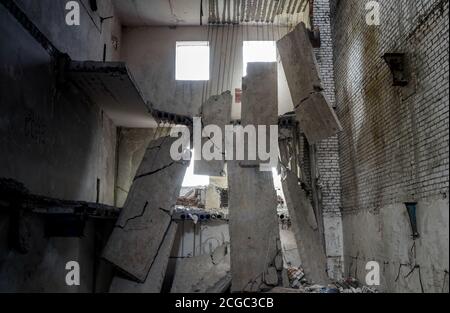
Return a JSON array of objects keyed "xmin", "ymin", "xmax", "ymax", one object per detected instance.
[
  {"xmin": 194, "ymin": 92, "xmax": 232, "ymax": 177},
  {"xmin": 277, "ymin": 23, "xmax": 342, "ymax": 143},
  {"xmin": 227, "ymin": 62, "xmax": 283, "ymax": 292},
  {"xmin": 277, "ymin": 23, "xmax": 322, "ymax": 103},
  {"xmin": 282, "ymin": 169, "xmax": 329, "ymax": 284},
  {"xmin": 240, "ymin": 62, "xmax": 278, "ymax": 167},
  {"xmin": 228, "ymin": 162, "xmax": 282, "ymax": 292},
  {"xmin": 102, "ymin": 136, "xmax": 188, "ymax": 282},
  {"xmin": 109, "ymin": 222, "xmax": 178, "ymax": 293}
]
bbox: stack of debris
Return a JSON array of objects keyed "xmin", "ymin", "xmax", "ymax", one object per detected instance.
[{"xmin": 285, "ymin": 267, "xmax": 378, "ymax": 293}]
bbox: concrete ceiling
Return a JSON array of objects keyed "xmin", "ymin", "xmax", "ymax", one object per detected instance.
[
  {"xmin": 113, "ymin": 0, "xmax": 203, "ymax": 26},
  {"xmin": 113, "ymin": 0, "xmax": 310, "ymax": 27}
]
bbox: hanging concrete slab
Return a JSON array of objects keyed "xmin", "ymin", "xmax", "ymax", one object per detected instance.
[
  {"xmin": 194, "ymin": 92, "xmax": 232, "ymax": 177},
  {"xmin": 109, "ymin": 222, "xmax": 178, "ymax": 293},
  {"xmin": 277, "ymin": 23, "xmax": 342, "ymax": 143},
  {"xmin": 282, "ymin": 169, "xmax": 330, "ymax": 284},
  {"xmin": 102, "ymin": 136, "xmax": 188, "ymax": 282},
  {"xmin": 68, "ymin": 61, "xmax": 157, "ymax": 128}
]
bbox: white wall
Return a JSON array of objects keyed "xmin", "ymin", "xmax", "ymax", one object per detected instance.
[{"xmin": 121, "ymin": 25, "xmax": 295, "ymax": 120}]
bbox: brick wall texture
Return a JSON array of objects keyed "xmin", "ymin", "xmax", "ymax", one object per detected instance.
[{"xmin": 331, "ymin": 0, "xmax": 449, "ymax": 213}]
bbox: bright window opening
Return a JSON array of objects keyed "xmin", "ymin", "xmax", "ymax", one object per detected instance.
[
  {"xmin": 243, "ymin": 41, "xmax": 277, "ymax": 76},
  {"xmin": 182, "ymin": 150, "xmax": 210, "ymax": 187},
  {"xmin": 176, "ymin": 41, "xmax": 210, "ymax": 81}
]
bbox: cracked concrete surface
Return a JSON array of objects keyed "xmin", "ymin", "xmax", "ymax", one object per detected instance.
[
  {"xmin": 109, "ymin": 222, "xmax": 178, "ymax": 293},
  {"xmin": 102, "ymin": 136, "xmax": 188, "ymax": 282}
]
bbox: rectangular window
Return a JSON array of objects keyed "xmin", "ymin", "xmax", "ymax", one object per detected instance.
[
  {"xmin": 176, "ymin": 41, "xmax": 210, "ymax": 81},
  {"xmin": 243, "ymin": 41, "xmax": 277, "ymax": 76}
]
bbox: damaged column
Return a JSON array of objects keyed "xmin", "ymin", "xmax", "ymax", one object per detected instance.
[
  {"xmin": 277, "ymin": 22, "xmax": 342, "ymax": 144},
  {"xmin": 194, "ymin": 91, "xmax": 232, "ymax": 177},
  {"xmin": 228, "ymin": 63, "xmax": 286, "ymax": 292},
  {"xmin": 102, "ymin": 136, "xmax": 188, "ymax": 284}
]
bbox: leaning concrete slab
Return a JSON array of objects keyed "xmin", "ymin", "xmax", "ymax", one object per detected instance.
[
  {"xmin": 194, "ymin": 92, "xmax": 232, "ymax": 177},
  {"xmin": 109, "ymin": 222, "xmax": 178, "ymax": 293},
  {"xmin": 102, "ymin": 136, "xmax": 188, "ymax": 282},
  {"xmin": 282, "ymin": 169, "xmax": 330, "ymax": 284},
  {"xmin": 277, "ymin": 23, "xmax": 342, "ymax": 143},
  {"xmin": 277, "ymin": 23, "xmax": 322, "ymax": 103},
  {"xmin": 295, "ymin": 92, "xmax": 342, "ymax": 144}
]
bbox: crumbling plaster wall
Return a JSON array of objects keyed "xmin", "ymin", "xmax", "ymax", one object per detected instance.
[
  {"xmin": 330, "ymin": 0, "xmax": 449, "ymax": 292},
  {"xmin": 0, "ymin": 0, "xmax": 122, "ymax": 292}
]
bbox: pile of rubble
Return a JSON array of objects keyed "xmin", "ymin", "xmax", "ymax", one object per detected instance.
[{"xmin": 286, "ymin": 267, "xmax": 378, "ymax": 293}]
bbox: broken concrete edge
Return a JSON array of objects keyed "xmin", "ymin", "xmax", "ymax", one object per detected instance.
[{"xmin": 0, "ymin": 177, "xmax": 120, "ymax": 218}]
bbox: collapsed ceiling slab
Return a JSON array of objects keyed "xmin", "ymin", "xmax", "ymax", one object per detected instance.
[
  {"xmin": 277, "ymin": 23, "xmax": 342, "ymax": 143},
  {"xmin": 102, "ymin": 136, "xmax": 188, "ymax": 282},
  {"xmin": 68, "ymin": 61, "xmax": 157, "ymax": 128}
]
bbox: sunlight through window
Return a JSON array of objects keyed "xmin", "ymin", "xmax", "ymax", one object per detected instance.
[
  {"xmin": 243, "ymin": 41, "xmax": 277, "ymax": 76},
  {"xmin": 176, "ymin": 41, "xmax": 210, "ymax": 81}
]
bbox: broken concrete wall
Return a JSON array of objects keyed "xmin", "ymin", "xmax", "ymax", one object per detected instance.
[
  {"xmin": 103, "ymin": 136, "xmax": 188, "ymax": 282},
  {"xmin": 330, "ymin": 0, "xmax": 449, "ymax": 292},
  {"xmin": 173, "ymin": 220, "xmax": 230, "ymax": 258},
  {"xmin": 171, "ymin": 243, "xmax": 231, "ymax": 293},
  {"xmin": 0, "ymin": 1, "xmax": 120, "ymax": 292},
  {"xmin": 120, "ymin": 25, "xmax": 295, "ymax": 120}
]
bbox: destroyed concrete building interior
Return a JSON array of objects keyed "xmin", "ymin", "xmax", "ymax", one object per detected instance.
[{"xmin": 0, "ymin": 0, "xmax": 448, "ymax": 294}]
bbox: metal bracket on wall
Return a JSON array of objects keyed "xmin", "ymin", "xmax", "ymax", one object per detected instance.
[
  {"xmin": 405, "ymin": 202, "xmax": 420, "ymax": 240},
  {"xmin": 382, "ymin": 53, "xmax": 409, "ymax": 87}
]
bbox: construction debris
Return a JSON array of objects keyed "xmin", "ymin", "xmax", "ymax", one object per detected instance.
[{"xmin": 285, "ymin": 267, "xmax": 379, "ymax": 293}]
